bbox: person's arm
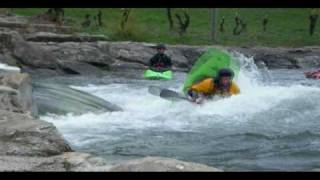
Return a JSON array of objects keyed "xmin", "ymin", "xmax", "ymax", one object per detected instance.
[
  {"xmin": 166, "ymin": 55, "xmax": 173, "ymax": 67},
  {"xmin": 187, "ymin": 78, "xmax": 213, "ymax": 102}
]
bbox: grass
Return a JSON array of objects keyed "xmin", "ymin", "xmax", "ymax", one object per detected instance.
[{"xmin": 10, "ymin": 8, "xmax": 320, "ymax": 47}]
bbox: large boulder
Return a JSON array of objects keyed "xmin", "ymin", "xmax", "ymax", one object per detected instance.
[
  {"xmin": 0, "ymin": 73, "xmax": 37, "ymax": 117},
  {"xmin": 0, "ymin": 109, "xmax": 72, "ymax": 157},
  {"xmin": 12, "ymin": 40, "xmax": 59, "ymax": 69},
  {"xmin": 109, "ymin": 157, "xmax": 222, "ymax": 172}
]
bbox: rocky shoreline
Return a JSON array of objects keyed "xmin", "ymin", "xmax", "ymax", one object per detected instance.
[{"xmin": 1, "ymin": 14, "xmax": 320, "ymax": 171}]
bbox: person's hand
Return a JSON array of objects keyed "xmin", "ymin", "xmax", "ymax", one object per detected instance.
[{"xmin": 195, "ymin": 97, "xmax": 204, "ymax": 104}]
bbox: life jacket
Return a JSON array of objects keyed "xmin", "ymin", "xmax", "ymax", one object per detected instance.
[
  {"xmin": 151, "ymin": 53, "xmax": 171, "ymax": 68},
  {"xmin": 189, "ymin": 78, "xmax": 240, "ymax": 96}
]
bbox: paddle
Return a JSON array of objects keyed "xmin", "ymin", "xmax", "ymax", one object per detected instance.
[{"xmin": 159, "ymin": 89, "xmax": 189, "ymax": 102}]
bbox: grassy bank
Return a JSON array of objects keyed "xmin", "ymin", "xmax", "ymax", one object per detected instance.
[{"xmin": 11, "ymin": 8, "xmax": 319, "ymax": 47}]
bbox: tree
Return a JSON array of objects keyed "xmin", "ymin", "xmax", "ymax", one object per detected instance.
[
  {"xmin": 97, "ymin": 10, "xmax": 103, "ymax": 26},
  {"xmin": 166, "ymin": 8, "xmax": 174, "ymax": 30},
  {"xmin": 175, "ymin": 10, "xmax": 190, "ymax": 36},
  {"xmin": 81, "ymin": 14, "xmax": 91, "ymax": 28},
  {"xmin": 35, "ymin": 8, "xmax": 64, "ymax": 24},
  {"xmin": 219, "ymin": 16, "xmax": 225, "ymax": 33},
  {"xmin": 309, "ymin": 8, "xmax": 319, "ymax": 36},
  {"xmin": 262, "ymin": 15, "xmax": 268, "ymax": 32},
  {"xmin": 120, "ymin": 8, "xmax": 131, "ymax": 30},
  {"xmin": 233, "ymin": 12, "xmax": 246, "ymax": 35}
]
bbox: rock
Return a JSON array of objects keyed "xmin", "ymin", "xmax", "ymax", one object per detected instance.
[
  {"xmin": 109, "ymin": 156, "xmax": 222, "ymax": 172},
  {"xmin": 44, "ymin": 42, "xmax": 114, "ymax": 68},
  {"xmin": 0, "ymin": 109, "xmax": 72, "ymax": 156},
  {"xmin": 232, "ymin": 46, "xmax": 320, "ymax": 69},
  {"xmin": 0, "ymin": 54, "xmax": 19, "ymax": 67},
  {"xmin": 59, "ymin": 62, "xmax": 104, "ymax": 76},
  {"xmin": 59, "ymin": 152, "xmax": 112, "ymax": 171},
  {"xmin": 0, "ymin": 54, "xmax": 21, "ymax": 76},
  {"xmin": 0, "ymin": 154, "xmax": 223, "ymax": 172},
  {"xmin": 110, "ymin": 60, "xmax": 147, "ymax": 70},
  {"xmin": 20, "ymin": 67, "xmax": 62, "ymax": 78},
  {"xmin": 12, "ymin": 40, "xmax": 59, "ymax": 69},
  {"xmin": 26, "ymin": 32, "xmax": 109, "ymax": 42},
  {"xmin": 295, "ymin": 55, "xmax": 320, "ymax": 68},
  {"xmin": 0, "ymin": 29, "xmax": 22, "ymax": 51},
  {"xmin": 0, "ymin": 73, "xmax": 37, "ymax": 117},
  {"xmin": 0, "ymin": 152, "xmax": 111, "ymax": 171},
  {"xmin": 0, "ymin": 155, "xmax": 66, "ymax": 171}
]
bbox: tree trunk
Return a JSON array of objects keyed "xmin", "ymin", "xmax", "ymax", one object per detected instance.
[{"xmin": 167, "ymin": 8, "xmax": 174, "ymax": 30}]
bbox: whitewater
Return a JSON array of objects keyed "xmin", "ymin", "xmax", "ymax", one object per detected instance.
[{"xmin": 40, "ymin": 52, "xmax": 320, "ymax": 171}]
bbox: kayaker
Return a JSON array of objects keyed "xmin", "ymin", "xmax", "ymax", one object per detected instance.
[
  {"xmin": 149, "ymin": 44, "xmax": 173, "ymax": 72},
  {"xmin": 187, "ymin": 68, "xmax": 240, "ymax": 103},
  {"xmin": 304, "ymin": 69, "xmax": 320, "ymax": 79}
]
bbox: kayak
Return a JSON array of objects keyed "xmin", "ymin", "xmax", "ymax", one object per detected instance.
[
  {"xmin": 144, "ymin": 69, "xmax": 173, "ymax": 80},
  {"xmin": 304, "ymin": 70, "xmax": 320, "ymax": 79},
  {"xmin": 183, "ymin": 48, "xmax": 240, "ymax": 93}
]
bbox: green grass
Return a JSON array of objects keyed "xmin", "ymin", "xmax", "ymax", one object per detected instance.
[{"xmin": 11, "ymin": 8, "xmax": 320, "ymax": 47}]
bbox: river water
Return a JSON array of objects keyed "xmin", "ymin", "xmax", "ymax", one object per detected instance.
[{"xmin": 39, "ymin": 53, "xmax": 320, "ymax": 171}]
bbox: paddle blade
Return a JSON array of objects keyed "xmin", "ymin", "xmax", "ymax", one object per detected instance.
[{"xmin": 159, "ymin": 89, "xmax": 187, "ymax": 101}]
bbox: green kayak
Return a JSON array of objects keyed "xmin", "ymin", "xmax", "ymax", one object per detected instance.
[
  {"xmin": 144, "ymin": 69, "xmax": 173, "ymax": 80},
  {"xmin": 183, "ymin": 48, "xmax": 240, "ymax": 93}
]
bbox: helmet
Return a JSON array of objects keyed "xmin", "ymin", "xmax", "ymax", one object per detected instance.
[
  {"xmin": 217, "ymin": 68, "xmax": 234, "ymax": 79},
  {"xmin": 156, "ymin": 44, "xmax": 167, "ymax": 50}
]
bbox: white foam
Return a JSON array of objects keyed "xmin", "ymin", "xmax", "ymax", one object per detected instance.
[{"xmin": 0, "ymin": 63, "xmax": 20, "ymax": 72}]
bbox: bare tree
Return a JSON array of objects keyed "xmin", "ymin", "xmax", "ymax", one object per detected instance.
[
  {"xmin": 219, "ymin": 16, "xmax": 225, "ymax": 33},
  {"xmin": 233, "ymin": 13, "xmax": 246, "ymax": 35},
  {"xmin": 81, "ymin": 14, "xmax": 91, "ymax": 28},
  {"xmin": 309, "ymin": 9, "xmax": 319, "ymax": 36},
  {"xmin": 262, "ymin": 15, "xmax": 268, "ymax": 32},
  {"xmin": 166, "ymin": 8, "xmax": 174, "ymax": 30},
  {"xmin": 233, "ymin": 13, "xmax": 241, "ymax": 35},
  {"xmin": 120, "ymin": 8, "xmax": 131, "ymax": 30},
  {"xmin": 34, "ymin": 8, "xmax": 64, "ymax": 25},
  {"xmin": 97, "ymin": 10, "xmax": 103, "ymax": 26},
  {"xmin": 175, "ymin": 10, "xmax": 190, "ymax": 36}
]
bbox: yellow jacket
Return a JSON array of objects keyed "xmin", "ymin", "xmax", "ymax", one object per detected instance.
[{"xmin": 189, "ymin": 78, "xmax": 240, "ymax": 96}]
